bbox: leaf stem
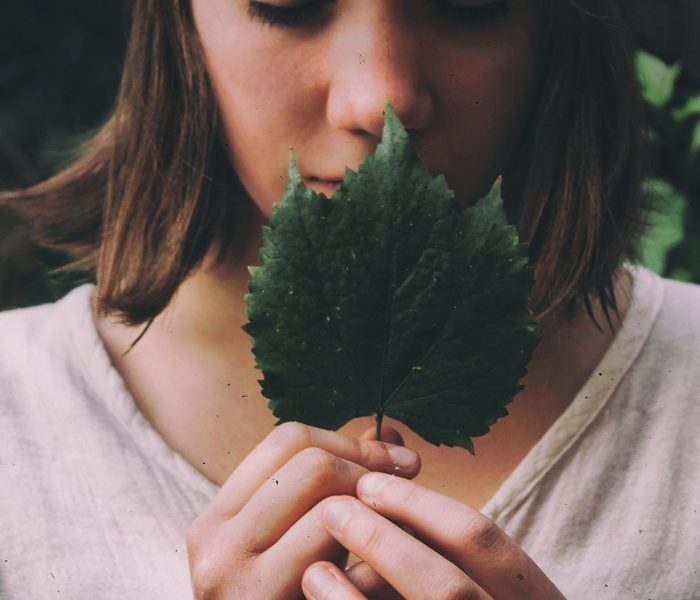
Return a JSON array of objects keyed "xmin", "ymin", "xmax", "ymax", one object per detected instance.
[{"xmin": 375, "ymin": 411, "xmax": 384, "ymax": 441}]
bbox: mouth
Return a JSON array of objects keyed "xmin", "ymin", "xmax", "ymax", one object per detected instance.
[{"xmin": 305, "ymin": 177, "xmax": 343, "ymax": 197}]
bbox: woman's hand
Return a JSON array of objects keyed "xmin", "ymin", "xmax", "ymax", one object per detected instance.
[
  {"xmin": 185, "ymin": 422, "xmax": 421, "ymax": 599},
  {"xmin": 301, "ymin": 473, "xmax": 566, "ymax": 600}
]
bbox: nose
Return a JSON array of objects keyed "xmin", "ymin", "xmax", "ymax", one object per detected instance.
[{"xmin": 325, "ymin": 12, "xmax": 434, "ymax": 138}]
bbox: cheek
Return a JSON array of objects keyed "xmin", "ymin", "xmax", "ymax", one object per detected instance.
[
  {"xmin": 224, "ymin": 65, "xmax": 329, "ymax": 216},
  {"xmin": 195, "ymin": 10, "xmax": 325, "ymax": 216},
  {"xmin": 215, "ymin": 68, "xmax": 294, "ymax": 217},
  {"xmin": 211, "ymin": 54, "xmax": 300, "ymax": 215}
]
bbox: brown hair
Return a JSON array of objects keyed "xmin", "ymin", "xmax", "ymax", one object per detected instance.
[
  {"xmin": 504, "ymin": 0, "xmax": 645, "ymax": 322},
  {"xmin": 1, "ymin": 0, "xmax": 645, "ymax": 326}
]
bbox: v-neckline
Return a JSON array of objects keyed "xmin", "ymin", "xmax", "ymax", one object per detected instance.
[{"xmin": 480, "ymin": 266, "xmax": 663, "ymax": 522}]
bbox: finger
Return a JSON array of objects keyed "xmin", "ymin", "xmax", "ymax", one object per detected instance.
[
  {"xmin": 254, "ymin": 496, "xmax": 403, "ymax": 599},
  {"xmin": 233, "ymin": 448, "xmax": 371, "ymax": 552},
  {"xmin": 359, "ymin": 424, "xmax": 405, "ymax": 446},
  {"xmin": 302, "ymin": 562, "xmax": 367, "ymax": 600},
  {"xmin": 322, "ymin": 496, "xmax": 492, "ymax": 600},
  {"xmin": 356, "ymin": 473, "xmax": 566, "ymax": 599},
  {"xmin": 344, "ymin": 561, "xmax": 403, "ymax": 600},
  {"xmin": 256, "ymin": 499, "xmax": 400, "ymax": 598},
  {"xmin": 188, "ymin": 512, "xmax": 348, "ymax": 600},
  {"xmin": 207, "ymin": 422, "xmax": 421, "ymax": 520},
  {"xmin": 253, "ymin": 499, "xmax": 352, "ymax": 598}
]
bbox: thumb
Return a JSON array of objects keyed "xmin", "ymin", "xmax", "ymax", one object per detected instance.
[{"xmin": 359, "ymin": 422, "xmax": 405, "ymax": 446}]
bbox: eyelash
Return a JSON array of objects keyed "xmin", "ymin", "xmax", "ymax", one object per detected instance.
[
  {"xmin": 247, "ymin": 1, "xmax": 508, "ymax": 30},
  {"xmin": 247, "ymin": 0, "xmax": 335, "ymax": 28},
  {"xmin": 431, "ymin": 1, "xmax": 509, "ymax": 27}
]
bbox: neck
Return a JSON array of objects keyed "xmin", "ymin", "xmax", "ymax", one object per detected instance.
[{"xmin": 96, "ymin": 217, "xmax": 631, "ymax": 493}]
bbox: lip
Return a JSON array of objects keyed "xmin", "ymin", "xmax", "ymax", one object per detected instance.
[{"xmin": 306, "ymin": 177, "xmax": 343, "ymax": 197}]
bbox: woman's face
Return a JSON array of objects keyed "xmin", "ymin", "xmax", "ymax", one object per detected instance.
[{"xmin": 192, "ymin": 0, "xmax": 544, "ymax": 216}]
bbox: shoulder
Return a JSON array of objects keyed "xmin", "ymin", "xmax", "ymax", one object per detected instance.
[
  {"xmin": 0, "ymin": 285, "xmax": 97, "ymax": 411},
  {"xmin": 604, "ymin": 268, "xmax": 700, "ymax": 453},
  {"xmin": 619, "ymin": 268, "xmax": 700, "ymax": 452},
  {"xmin": 656, "ymin": 274, "xmax": 700, "ymax": 324},
  {"xmin": 624, "ymin": 265, "xmax": 700, "ymax": 346},
  {"xmin": 0, "ymin": 285, "xmax": 95, "ymax": 368},
  {"xmin": 641, "ymin": 268, "xmax": 700, "ymax": 356}
]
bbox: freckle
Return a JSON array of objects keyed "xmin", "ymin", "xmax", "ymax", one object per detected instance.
[{"xmin": 517, "ymin": 574, "xmax": 525, "ymax": 581}]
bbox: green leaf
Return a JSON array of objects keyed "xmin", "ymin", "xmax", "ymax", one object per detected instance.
[
  {"xmin": 244, "ymin": 104, "xmax": 538, "ymax": 452},
  {"xmin": 639, "ymin": 179, "xmax": 687, "ymax": 274},
  {"xmin": 672, "ymin": 94, "xmax": 700, "ymax": 123},
  {"xmin": 691, "ymin": 122, "xmax": 700, "ymax": 156},
  {"xmin": 635, "ymin": 50, "xmax": 681, "ymax": 109}
]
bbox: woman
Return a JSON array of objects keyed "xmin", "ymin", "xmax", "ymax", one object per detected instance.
[{"xmin": 1, "ymin": 0, "xmax": 698, "ymax": 598}]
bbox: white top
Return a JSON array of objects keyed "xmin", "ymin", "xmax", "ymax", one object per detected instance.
[{"xmin": 1, "ymin": 266, "xmax": 699, "ymax": 599}]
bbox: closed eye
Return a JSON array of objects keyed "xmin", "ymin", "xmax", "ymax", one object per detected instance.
[
  {"xmin": 247, "ymin": 0, "xmax": 508, "ymax": 30},
  {"xmin": 429, "ymin": 0, "xmax": 508, "ymax": 28},
  {"xmin": 247, "ymin": 0, "xmax": 336, "ymax": 29}
]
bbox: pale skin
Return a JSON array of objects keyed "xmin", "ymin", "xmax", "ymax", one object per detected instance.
[{"xmin": 96, "ymin": 1, "xmax": 631, "ymax": 597}]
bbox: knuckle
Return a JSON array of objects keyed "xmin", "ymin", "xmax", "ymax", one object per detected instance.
[
  {"xmin": 185, "ymin": 518, "xmax": 207, "ymax": 557},
  {"xmin": 189, "ymin": 552, "xmax": 236, "ymax": 599},
  {"xmin": 294, "ymin": 447, "xmax": 345, "ymax": 483},
  {"xmin": 297, "ymin": 446, "xmax": 336, "ymax": 469},
  {"xmin": 189, "ymin": 558, "xmax": 225, "ymax": 599},
  {"xmin": 269, "ymin": 421, "xmax": 313, "ymax": 450},
  {"xmin": 457, "ymin": 514, "xmax": 505, "ymax": 554},
  {"xmin": 350, "ymin": 435, "xmax": 373, "ymax": 464},
  {"xmin": 188, "ymin": 540, "xmax": 253, "ymax": 599},
  {"xmin": 369, "ymin": 441, "xmax": 398, "ymax": 470},
  {"xmin": 187, "ymin": 520, "xmax": 256, "ymax": 599}
]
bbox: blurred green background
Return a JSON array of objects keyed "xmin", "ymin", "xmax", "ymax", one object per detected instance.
[{"xmin": 0, "ymin": 1, "xmax": 698, "ymax": 311}]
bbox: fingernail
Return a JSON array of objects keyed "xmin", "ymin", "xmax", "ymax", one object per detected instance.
[
  {"xmin": 388, "ymin": 445, "xmax": 417, "ymax": 469},
  {"xmin": 324, "ymin": 500, "xmax": 355, "ymax": 533},
  {"xmin": 304, "ymin": 566, "xmax": 338, "ymax": 600}
]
